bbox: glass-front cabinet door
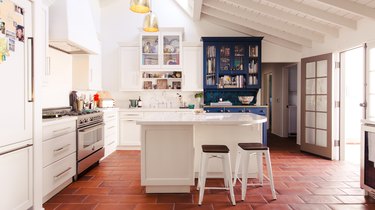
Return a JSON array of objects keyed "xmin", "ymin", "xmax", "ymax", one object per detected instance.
[
  {"xmin": 204, "ymin": 44, "xmax": 217, "ymax": 88},
  {"xmin": 140, "ymin": 34, "xmax": 159, "ymax": 69},
  {"xmin": 247, "ymin": 44, "xmax": 260, "ymax": 88},
  {"xmin": 161, "ymin": 33, "xmax": 181, "ymax": 68}
]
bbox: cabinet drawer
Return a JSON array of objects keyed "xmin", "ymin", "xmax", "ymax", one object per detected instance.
[
  {"xmin": 104, "ymin": 112, "xmax": 118, "ymax": 122},
  {"xmin": 105, "ymin": 133, "xmax": 118, "ymax": 146},
  {"xmin": 43, "ymin": 121, "xmax": 76, "ymax": 141},
  {"xmin": 245, "ymin": 108, "xmax": 266, "ymax": 116},
  {"xmin": 104, "ymin": 139, "xmax": 117, "ymax": 158},
  {"xmin": 42, "ymin": 132, "xmax": 76, "ymax": 167},
  {"xmin": 104, "ymin": 120, "xmax": 118, "ymax": 137},
  {"xmin": 43, "ymin": 153, "xmax": 76, "ymax": 197},
  {"xmin": 120, "ymin": 112, "xmax": 143, "ymax": 119}
]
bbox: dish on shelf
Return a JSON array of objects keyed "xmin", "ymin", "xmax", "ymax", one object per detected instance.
[
  {"xmin": 169, "ymin": 39, "xmax": 179, "ymax": 47},
  {"xmin": 164, "ymin": 45, "xmax": 175, "ymax": 53},
  {"xmin": 238, "ymin": 96, "xmax": 254, "ymax": 105},
  {"xmin": 167, "ymin": 59, "xmax": 178, "ymax": 65}
]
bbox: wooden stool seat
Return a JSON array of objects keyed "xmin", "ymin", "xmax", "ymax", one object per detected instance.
[
  {"xmin": 202, "ymin": 145, "xmax": 230, "ymax": 153},
  {"xmin": 238, "ymin": 143, "xmax": 268, "ymax": 151}
]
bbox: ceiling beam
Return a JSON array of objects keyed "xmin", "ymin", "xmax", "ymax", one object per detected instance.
[
  {"xmin": 264, "ymin": 0, "xmax": 357, "ymax": 30},
  {"xmin": 203, "ymin": 0, "xmax": 323, "ymax": 43},
  {"xmin": 317, "ymin": 0, "xmax": 375, "ymax": 20},
  {"xmin": 201, "ymin": 6, "xmax": 312, "ymax": 47},
  {"xmin": 222, "ymin": 0, "xmax": 339, "ymax": 38},
  {"xmin": 201, "ymin": 14, "xmax": 303, "ymax": 52},
  {"xmin": 192, "ymin": 0, "xmax": 203, "ymax": 21}
]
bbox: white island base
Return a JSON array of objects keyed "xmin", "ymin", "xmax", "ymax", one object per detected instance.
[{"xmin": 138, "ymin": 112, "xmax": 266, "ymax": 193}]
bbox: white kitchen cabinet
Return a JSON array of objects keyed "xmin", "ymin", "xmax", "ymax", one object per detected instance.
[
  {"xmin": 102, "ymin": 109, "xmax": 119, "ymax": 158},
  {"xmin": 0, "ymin": 145, "xmax": 33, "ymax": 210},
  {"xmin": 42, "ymin": 118, "xmax": 76, "ymax": 201},
  {"xmin": 73, "ymin": 54, "xmax": 102, "ymax": 90},
  {"xmin": 140, "ymin": 32, "xmax": 182, "ymax": 70},
  {"xmin": 182, "ymin": 45, "xmax": 203, "ymax": 91},
  {"xmin": 119, "ymin": 112, "xmax": 143, "ymax": 149},
  {"xmin": 119, "ymin": 46, "xmax": 141, "ymax": 91}
]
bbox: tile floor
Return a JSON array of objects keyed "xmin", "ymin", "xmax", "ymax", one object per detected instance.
[{"xmin": 44, "ymin": 134, "xmax": 375, "ymax": 210}]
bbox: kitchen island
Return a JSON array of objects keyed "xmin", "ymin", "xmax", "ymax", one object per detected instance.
[{"xmin": 136, "ymin": 112, "xmax": 267, "ymax": 193}]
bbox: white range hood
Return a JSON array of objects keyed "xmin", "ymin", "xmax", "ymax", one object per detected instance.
[{"xmin": 49, "ymin": 0, "xmax": 100, "ymax": 54}]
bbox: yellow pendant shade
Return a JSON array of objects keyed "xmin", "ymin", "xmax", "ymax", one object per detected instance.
[
  {"xmin": 143, "ymin": 12, "xmax": 159, "ymax": 32},
  {"xmin": 130, "ymin": 0, "xmax": 150, "ymax": 13}
]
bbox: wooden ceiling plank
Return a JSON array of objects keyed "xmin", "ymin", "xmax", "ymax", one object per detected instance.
[
  {"xmin": 223, "ymin": 0, "xmax": 339, "ymax": 37},
  {"xmin": 317, "ymin": 0, "xmax": 375, "ymax": 19},
  {"xmin": 201, "ymin": 14, "xmax": 303, "ymax": 51},
  {"xmin": 264, "ymin": 0, "xmax": 357, "ymax": 29},
  {"xmin": 204, "ymin": 0, "xmax": 324, "ymax": 42},
  {"xmin": 192, "ymin": 0, "xmax": 203, "ymax": 21},
  {"xmin": 201, "ymin": 6, "xmax": 312, "ymax": 47}
]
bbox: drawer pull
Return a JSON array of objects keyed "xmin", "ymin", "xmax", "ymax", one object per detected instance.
[
  {"xmin": 107, "ymin": 115, "xmax": 116, "ymax": 119},
  {"xmin": 52, "ymin": 127, "xmax": 71, "ymax": 133},
  {"xmin": 107, "ymin": 126, "xmax": 115, "ymax": 130},
  {"xmin": 53, "ymin": 144, "xmax": 71, "ymax": 153},
  {"xmin": 54, "ymin": 167, "xmax": 72, "ymax": 180},
  {"xmin": 108, "ymin": 141, "xmax": 116, "ymax": 146}
]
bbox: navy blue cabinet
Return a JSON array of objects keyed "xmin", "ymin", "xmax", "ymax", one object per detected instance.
[
  {"xmin": 204, "ymin": 106, "xmax": 268, "ymax": 145},
  {"xmin": 202, "ymin": 37, "xmax": 263, "ymax": 106}
]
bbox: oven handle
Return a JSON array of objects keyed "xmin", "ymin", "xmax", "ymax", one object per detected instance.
[{"xmin": 79, "ymin": 124, "xmax": 104, "ymax": 133}]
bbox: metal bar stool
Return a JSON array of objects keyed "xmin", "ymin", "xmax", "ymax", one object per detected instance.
[
  {"xmin": 233, "ymin": 143, "xmax": 277, "ymax": 201},
  {"xmin": 197, "ymin": 145, "xmax": 236, "ymax": 206}
]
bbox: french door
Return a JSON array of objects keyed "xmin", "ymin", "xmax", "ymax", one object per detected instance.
[
  {"xmin": 301, "ymin": 53, "xmax": 333, "ymax": 159},
  {"xmin": 366, "ymin": 42, "xmax": 375, "ymax": 119}
]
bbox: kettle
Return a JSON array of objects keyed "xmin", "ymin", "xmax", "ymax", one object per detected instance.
[{"xmin": 129, "ymin": 99, "xmax": 138, "ymax": 108}]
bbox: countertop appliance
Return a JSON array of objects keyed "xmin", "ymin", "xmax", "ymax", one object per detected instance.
[
  {"xmin": 361, "ymin": 120, "xmax": 375, "ymax": 198},
  {"xmin": 42, "ymin": 106, "xmax": 72, "ymax": 118}
]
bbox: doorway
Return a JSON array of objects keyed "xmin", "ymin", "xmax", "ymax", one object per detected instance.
[
  {"xmin": 263, "ymin": 73, "xmax": 272, "ymax": 131},
  {"xmin": 340, "ymin": 47, "xmax": 365, "ymax": 164}
]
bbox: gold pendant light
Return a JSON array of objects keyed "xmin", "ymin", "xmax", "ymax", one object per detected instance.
[
  {"xmin": 143, "ymin": 11, "xmax": 159, "ymax": 32},
  {"xmin": 130, "ymin": 0, "xmax": 150, "ymax": 14}
]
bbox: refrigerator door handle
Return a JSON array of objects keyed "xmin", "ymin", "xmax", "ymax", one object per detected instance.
[
  {"xmin": 0, "ymin": 144, "xmax": 33, "ymax": 156},
  {"xmin": 27, "ymin": 37, "xmax": 34, "ymax": 102}
]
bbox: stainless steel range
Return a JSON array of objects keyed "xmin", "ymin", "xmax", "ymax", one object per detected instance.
[
  {"xmin": 42, "ymin": 107, "xmax": 105, "ymax": 179},
  {"xmin": 75, "ymin": 111, "xmax": 104, "ymax": 178}
]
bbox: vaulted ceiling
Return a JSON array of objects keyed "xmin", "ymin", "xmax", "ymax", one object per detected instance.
[{"xmin": 176, "ymin": 0, "xmax": 375, "ymax": 51}]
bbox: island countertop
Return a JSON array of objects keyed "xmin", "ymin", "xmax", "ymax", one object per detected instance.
[{"xmin": 136, "ymin": 112, "xmax": 267, "ymax": 125}]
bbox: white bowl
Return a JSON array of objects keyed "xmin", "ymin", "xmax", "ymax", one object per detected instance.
[{"xmin": 238, "ymin": 96, "xmax": 254, "ymax": 105}]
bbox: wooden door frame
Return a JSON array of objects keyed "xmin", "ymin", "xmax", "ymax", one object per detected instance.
[{"xmin": 301, "ymin": 53, "xmax": 333, "ymax": 159}]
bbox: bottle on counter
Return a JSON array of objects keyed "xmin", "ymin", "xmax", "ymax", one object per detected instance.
[{"xmin": 138, "ymin": 96, "xmax": 143, "ymax": 108}]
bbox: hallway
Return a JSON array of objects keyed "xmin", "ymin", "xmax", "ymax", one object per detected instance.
[{"xmin": 43, "ymin": 134, "xmax": 375, "ymax": 210}]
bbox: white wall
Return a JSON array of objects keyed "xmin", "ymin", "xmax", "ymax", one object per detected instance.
[
  {"xmin": 41, "ymin": 48, "xmax": 72, "ymax": 108},
  {"xmin": 100, "ymin": 0, "xmax": 302, "ymax": 106}
]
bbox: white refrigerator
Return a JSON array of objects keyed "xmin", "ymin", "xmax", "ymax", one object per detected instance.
[{"xmin": 0, "ymin": 0, "xmax": 34, "ymax": 209}]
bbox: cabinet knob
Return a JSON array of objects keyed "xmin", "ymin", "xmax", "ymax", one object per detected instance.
[
  {"xmin": 206, "ymin": 110, "xmax": 210, "ymax": 113},
  {"xmin": 226, "ymin": 110, "xmax": 231, "ymax": 113},
  {"xmin": 240, "ymin": 110, "xmax": 244, "ymax": 113},
  {"xmin": 220, "ymin": 110, "xmax": 224, "ymax": 113}
]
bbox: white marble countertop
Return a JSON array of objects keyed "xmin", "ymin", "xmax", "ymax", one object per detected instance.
[
  {"xmin": 136, "ymin": 112, "xmax": 267, "ymax": 125},
  {"xmin": 42, "ymin": 116, "xmax": 77, "ymax": 126},
  {"xmin": 120, "ymin": 108, "xmax": 198, "ymax": 112}
]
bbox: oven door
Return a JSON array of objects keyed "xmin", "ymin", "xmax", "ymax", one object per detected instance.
[{"xmin": 77, "ymin": 123, "xmax": 104, "ymax": 161}]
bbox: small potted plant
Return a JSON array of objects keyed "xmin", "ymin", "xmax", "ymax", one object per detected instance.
[{"xmin": 194, "ymin": 92, "xmax": 204, "ymax": 108}]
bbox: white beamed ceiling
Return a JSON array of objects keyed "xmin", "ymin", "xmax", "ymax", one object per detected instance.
[{"xmin": 176, "ymin": 0, "xmax": 375, "ymax": 51}]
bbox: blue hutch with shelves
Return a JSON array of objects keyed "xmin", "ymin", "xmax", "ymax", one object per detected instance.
[{"xmin": 202, "ymin": 37, "xmax": 267, "ymax": 145}]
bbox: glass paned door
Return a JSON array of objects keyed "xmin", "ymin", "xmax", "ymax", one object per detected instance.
[
  {"xmin": 248, "ymin": 45, "xmax": 259, "ymax": 86},
  {"xmin": 367, "ymin": 42, "xmax": 375, "ymax": 119},
  {"xmin": 141, "ymin": 35, "xmax": 159, "ymax": 67},
  {"xmin": 162, "ymin": 35, "xmax": 180, "ymax": 66},
  {"xmin": 234, "ymin": 45, "xmax": 244, "ymax": 71},
  {"xmin": 205, "ymin": 45, "xmax": 216, "ymax": 87},
  {"xmin": 301, "ymin": 53, "xmax": 333, "ymax": 159},
  {"xmin": 219, "ymin": 45, "xmax": 231, "ymax": 70}
]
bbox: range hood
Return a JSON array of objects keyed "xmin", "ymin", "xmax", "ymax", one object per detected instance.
[{"xmin": 49, "ymin": 0, "xmax": 100, "ymax": 54}]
